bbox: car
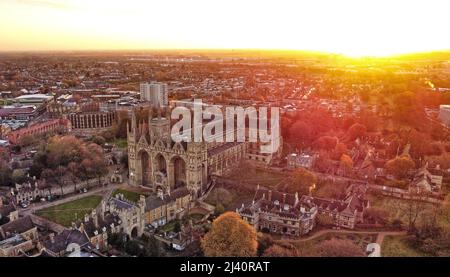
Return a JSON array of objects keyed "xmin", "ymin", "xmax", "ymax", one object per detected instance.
[
  {"xmin": 21, "ymin": 202, "xmax": 28, "ymax": 208},
  {"xmin": 40, "ymin": 198, "xmax": 46, "ymax": 202},
  {"xmin": 83, "ymin": 188, "xmax": 88, "ymax": 193}
]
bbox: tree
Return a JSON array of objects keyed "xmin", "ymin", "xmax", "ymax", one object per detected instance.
[
  {"xmin": 11, "ymin": 169, "xmax": 26, "ymax": 184},
  {"xmin": 313, "ymin": 238, "xmax": 365, "ymax": 257},
  {"xmin": 313, "ymin": 136, "xmax": 338, "ymax": 151},
  {"xmin": 67, "ymin": 162, "xmax": 79, "ymax": 192},
  {"xmin": 0, "ymin": 160, "xmax": 12, "ymax": 187},
  {"xmin": 331, "ymin": 142, "xmax": 348, "ymax": 160},
  {"xmin": 257, "ymin": 233, "xmax": 274, "ymax": 256},
  {"xmin": 287, "ymin": 168, "xmax": 317, "ymax": 195},
  {"xmin": 92, "ymin": 135, "xmax": 106, "ymax": 146},
  {"xmin": 385, "ymin": 155, "xmax": 415, "ymax": 179},
  {"xmin": 263, "ymin": 244, "xmax": 296, "ymax": 257},
  {"xmin": 289, "ymin": 121, "xmax": 312, "ymax": 147},
  {"xmin": 201, "ymin": 212, "xmax": 257, "ymax": 257},
  {"xmin": 347, "ymin": 123, "xmax": 367, "ymax": 141},
  {"xmin": 54, "ymin": 165, "xmax": 67, "ymax": 196},
  {"xmin": 339, "ymin": 154, "xmax": 353, "ymax": 176}
]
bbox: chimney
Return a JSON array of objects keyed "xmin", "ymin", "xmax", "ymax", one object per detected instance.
[
  {"xmin": 92, "ymin": 209, "xmax": 98, "ymax": 228},
  {"xmin": 157, "ymin": 189, "xmax": 164, "ymax": 200},
  {"xmin": 49, "ymin": 233, "xmax": 55, "ymax": 244}
]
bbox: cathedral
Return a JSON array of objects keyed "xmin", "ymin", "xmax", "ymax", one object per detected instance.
[{"xmin": 127, "ymin": 106, "xmax": 255, "ymax": 200}]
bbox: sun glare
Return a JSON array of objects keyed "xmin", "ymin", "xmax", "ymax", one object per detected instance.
[{"xmin": 0, "ymin": 0, "xmax": 449, "ymax": 56}]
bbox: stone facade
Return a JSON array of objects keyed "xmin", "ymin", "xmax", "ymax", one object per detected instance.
[
  {"xmin": 127, "ymin": 107, "xmax": 249, "ymax": 200},
  {"xmin": 238, "ymin": 186, "xmax": 317, "ymax": 236}
]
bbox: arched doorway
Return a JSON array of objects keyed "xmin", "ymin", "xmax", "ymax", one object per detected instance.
[
  {"xmin": 171, "ymin": 156, "xmax": 186, "ymax": 188},
  {"xmin": 154, "ymin": 153, "xmax": 167, "ymax": 175},
  {"xmin": 131, "ymin": 227, "xmax": 138, "ymax": 238},
  {"xmin": 139, "ymin": 151, "xmax": 151, "ymax": 186}
]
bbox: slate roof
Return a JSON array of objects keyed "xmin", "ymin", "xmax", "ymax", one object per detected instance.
[
  {"xmin": 43, "ymin": 229, "xmax": 90, "ymax": 254},
  {"xmin": 145, "ymin": 186, "xmax": 190, "ymax": 211},
  {"xmin": 0, "ymin": 216, "xmax": 36, "ymax": 240}
]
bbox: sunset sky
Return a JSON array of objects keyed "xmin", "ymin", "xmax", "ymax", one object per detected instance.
[{"xmin": 1, "ymin": 0, "xmax": 449, "ymax": 56}]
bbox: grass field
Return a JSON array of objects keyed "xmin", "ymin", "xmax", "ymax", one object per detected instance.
[
  {"xmin": 368, "ymin": 193, "xmax": 436, "ymax": 223},
  {"xmin": 226, "ymin": 168, "xmax": 287, "ymax": 188},
  {"xmin": 35, "ymin": 195, "xmax": 102, "ymax": 227},
  {"xmin": 112, "ymin": 138, "xmax": 128, "ymax": 149},
  {"xmin": 381, "ymin": 235, "xmax": 428, "ymax": 257},
  {"xmin": 112, "ymin": 189, "xmax": 142, "ymax": 203},
  {"xmin": 290, "ymin": 232, "xmax": 377, "ymax": 252}
]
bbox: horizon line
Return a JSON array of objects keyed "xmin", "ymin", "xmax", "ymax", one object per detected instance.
[{"xmin": 1, "ymin": 48, "xmax": 450, "ymax": 59}]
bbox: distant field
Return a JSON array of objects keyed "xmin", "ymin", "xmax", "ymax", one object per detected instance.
[
  {"xmin": 382, "ymin": 235, "xmax": 428, "ymax": 257},
  {"xmin": 35, "ymin": 195, "xmax": 102, "ymax": 227}
]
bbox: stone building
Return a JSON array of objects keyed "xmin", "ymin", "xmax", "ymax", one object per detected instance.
[
  {"xmin": 6, "ymin": 118, "xmax": 71, "ymax": 144},
  {"xmin": 238, "ymin": 186, "xmax": 317, "ymax": 236},
  {"xmin": 100, "ymin": 193, "xmax": 146, "ymax": 238},
  {"xmin": 11, "ymin": 178, "xmax": 52, "ymax": 204},
  {"xmin": 144, "ymin": 186, "xmax": 191, "ymax": 227},
  {"xmin": 127, "ymin": 107, "xmax": 249, "ymax": 200},
  {"xmin": 68, "ymin": 110, "xmax": 115, "ymax": 135},
  {"xmin": 302, "ymin": 184, "xmax": 369, "ymax": 229},
  {"xmin": 0, "ymin": 216, "xmax": 39, "ymax": 257}
]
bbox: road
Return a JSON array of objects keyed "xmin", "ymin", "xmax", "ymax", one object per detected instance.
[{"xmin": 19, "ymin": 183, "xmax": 124, "ymax": 216}]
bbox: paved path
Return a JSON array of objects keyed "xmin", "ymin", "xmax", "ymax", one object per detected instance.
[
  {"xmin": 19, "ymin": 183, "xmax": 123, "ymax": 216},
  {"xmin": 288, "ymin": 229, "xmax": 406, "ymax": 245}
]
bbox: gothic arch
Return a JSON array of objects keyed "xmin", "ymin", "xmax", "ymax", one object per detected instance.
[
  {"xmin": 138, "ymin": 150, "xmax": 151, "ymax": 187},
  {"xmin": 169, "ymin": 155, "xmax": 187, "ymax": 188},
  {"xmin": 153, "ymin": 153, "xmax": 167, "ymax": 175}
]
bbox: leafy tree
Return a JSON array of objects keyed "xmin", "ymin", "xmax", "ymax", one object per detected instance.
[
  {"xmin": 287, "ymin": 168, "xmax": 317, "ymax": 195},
  {"xmin": 201, "ymin": 212, "xmax": 257, "ymax": 257},
  {"xmin": 347, "ymin": 123, "xmax": 367, "ymax": 141},
  {"xmin": 92, "ymin": 135, "xmax": 106, "ymax": 146},
  {"xmin": 11, "ymin": 169, "xmax": 26, "ymax": 184},
  {"xmin": 257, "ymin": 233, "xmax": 274, "ymax": 256},
  {"xmin": 263, "ymin": 244, "xmax": 296, "ymax": 257},
  {"xmin": 313, "ymin": 136, "xmax": 338, "ymax": 151},
  {"xmin": 385, "ymin": 155, "xmax": 415, "ymax": 179},
  {"xmin": 339, "ymin": 154, "xmax": 353, "ymax": 176}
]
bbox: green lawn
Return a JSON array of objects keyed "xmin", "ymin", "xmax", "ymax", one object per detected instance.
[
  {"xmin": 159, "ymin": 220, "xmax": 178, "ymax": 233},
  {"xmin": 112, "ymin": 189, "xmax": 142, "ymax": 203},
  {"xmin": 113, "ymin": 138, "xmax": 128, "ymax": 149},
  {"xmin": 226, "ymin": 168, "xmax": 287, "ymax": 188},
  {"xmin": 35, "ymin": 195, "xmax": 102, "ymax": 227},
  {"xmin": 382, "ymin": 235, "xmax": 428, "ymax": 257}
]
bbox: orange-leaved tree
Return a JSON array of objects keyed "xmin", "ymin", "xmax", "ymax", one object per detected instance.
[{"xmin": 201, "ymin": 212, "xmax": 257, "ymax": 257}]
